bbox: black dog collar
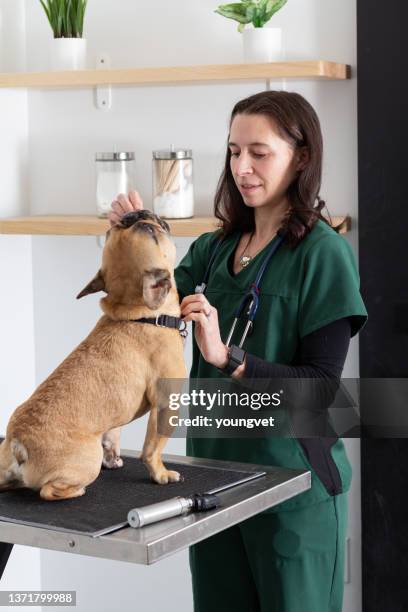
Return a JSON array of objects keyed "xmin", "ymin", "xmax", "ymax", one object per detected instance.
[{"xmin": 131, "ymin": 314, "xmax": 187, "ymax": 338}]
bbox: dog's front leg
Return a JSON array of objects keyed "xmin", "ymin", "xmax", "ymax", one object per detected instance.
[
  {"xmin": 141, "ymin": 407, "xmax": 181, "ymax": 484},
  {"xmin": 102, "ymin": 427, "xmax": 123, "ymax": 469}
]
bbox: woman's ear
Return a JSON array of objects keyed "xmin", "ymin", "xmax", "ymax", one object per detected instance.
[{"xmin": 296, "ymin": 147, "xmax": 310, "ymax": 171}]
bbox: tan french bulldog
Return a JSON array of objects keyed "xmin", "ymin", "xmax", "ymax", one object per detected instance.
[{"xmin": 0, "ymin": 210, "xmax": 187, "ymax": 500}]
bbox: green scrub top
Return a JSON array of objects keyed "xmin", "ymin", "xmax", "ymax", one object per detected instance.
[{"xmin": 174, "ymin": 220, "xmax": 367, "ymax": 511}]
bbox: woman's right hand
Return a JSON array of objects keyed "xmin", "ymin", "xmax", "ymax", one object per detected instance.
[{"xmin": 108, "ymin": 191, "xmax": 144, "ymax": 228}]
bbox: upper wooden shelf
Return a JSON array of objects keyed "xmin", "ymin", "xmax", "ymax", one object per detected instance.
[
  {"xmin": 0, "ymin": 61, "xmax": 350, "ymax": 89},
  {"xmin": 0, "ymin": 215, "xmax": 351, "ymax": 237}
]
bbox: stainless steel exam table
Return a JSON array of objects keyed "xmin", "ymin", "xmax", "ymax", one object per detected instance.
[{"xmin": 0, "ymin": 450, "xmax": 310, "ymax": 566}]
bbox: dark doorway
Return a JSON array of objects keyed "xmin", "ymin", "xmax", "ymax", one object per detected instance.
[{"xmin": 357, "ymin": 0, "xmax": 408, "ymax": 610}]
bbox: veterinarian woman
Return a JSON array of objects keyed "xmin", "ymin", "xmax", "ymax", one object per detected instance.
[{"xmin": 109, "ymin": 90, "xmax": 367, "ymax": 612}]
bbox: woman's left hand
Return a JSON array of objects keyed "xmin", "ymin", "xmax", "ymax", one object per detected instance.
[{"xmin": 180, "ymin": 294, "xmax": 229, "ymax": 369}]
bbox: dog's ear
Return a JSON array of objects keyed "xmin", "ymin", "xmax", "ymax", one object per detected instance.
[
  {"xmin": 76, "ymin": 270, "xmax": 106, "ymax": 299},
  {"xmin": 143, "ymin": 269, "xmax": 171, "ymax": 310}
]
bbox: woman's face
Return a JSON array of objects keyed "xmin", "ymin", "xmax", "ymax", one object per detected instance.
[{"xmin": 229, "ymin": 113, "xmax": 302, "ymax": 211}]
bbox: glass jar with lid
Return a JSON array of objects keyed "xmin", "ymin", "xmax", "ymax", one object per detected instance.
[
  {"xmin": 95, "ymin": 152, "xmax": 135, "ymax": 218},
  {"xmin": 152, "ymin": 147, "xmax": 194, "ymax": 219}
]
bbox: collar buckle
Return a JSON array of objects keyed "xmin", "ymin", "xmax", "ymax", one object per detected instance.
[{"xmin": 155, "ymin": 314, "xmax": 166, "ymax": 327}]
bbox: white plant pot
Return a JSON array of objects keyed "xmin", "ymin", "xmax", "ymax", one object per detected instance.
[
  {"xmin": 242, "ymin": 27, "xmax": 282, "ymax": 63},
  {"xmin": 52, "ymin": 38, "xmax": 87, "ymax": 71}
]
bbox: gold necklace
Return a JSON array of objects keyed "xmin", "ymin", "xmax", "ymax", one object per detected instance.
[
  {"xmin": 239, "ymin": 232, "xmax": 254, "ymax": 268},
  {"xmin": 239, "ymin": 230, "xmax": 278, "ymax": 268}
]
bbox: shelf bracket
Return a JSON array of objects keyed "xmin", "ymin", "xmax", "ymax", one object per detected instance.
[
  {"xmin": 94, "ymin": 54, "xmax": 112, "ymax": 111},
  {"xmin": 265, "ymin": 78, "xmax": 287, "ymax": 92},
  {"xmin": 96, "ymin": 235, "xmax": 106, "ymax": 249}
]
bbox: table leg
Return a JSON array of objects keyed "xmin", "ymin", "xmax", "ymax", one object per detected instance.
[{"xmin": 0, "ymin": 543, "xmax": 13, "ymax": 581}]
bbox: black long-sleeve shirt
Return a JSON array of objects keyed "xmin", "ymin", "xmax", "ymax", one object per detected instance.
[
  {"xmin": 239, "ymin": 317, "xmax": 352, "ymax": 495},
  {"xmin": 244, "ymin": 317, "xmax": 351, "ymax": 381}
]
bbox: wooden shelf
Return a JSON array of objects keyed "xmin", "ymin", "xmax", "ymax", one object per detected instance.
[
  {"xmin": 0, "ymin": 216, "xmax": 218, "ymax": 237},
  {"xmin": 0, "ymin": 215, "xmax": 351, "ymax": 237},
  {"xmin": 0, "ymin": 61, "xmax": 350, "ymax": 89}
]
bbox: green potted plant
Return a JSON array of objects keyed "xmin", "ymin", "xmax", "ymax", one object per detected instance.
[
  {"xmin": 215, "ymin": 0, "xmax": 288, "ymax": 63},
  {"xmin": 39, "ymin": 0, "xmax": 88, "ymax": 70}
]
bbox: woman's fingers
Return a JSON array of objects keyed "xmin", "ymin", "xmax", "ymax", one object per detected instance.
[
  {"xmin": 181, "ymin": 299, "xmax": 212, "ymax": 318},
  {"xmin": 108, "ymin": 211, "xmax": 122, "ymax": 227},
  {"xmin": 180, "ymin": 293, "xmax": 210, "ymax": 310},
  {"xmin": 182, "ymin": 312, "xmax": 209, "ymax": 326},
  {"xmin": 108, "ymin": 196, "xmax": 130, "ymax": 223},
  {"xmin": 108, "ymin": 191, "xmax": 144, "ymax": 227},
  {"xmin": 110, "ymin": 200, "xmax": 123, "ymax": 215},
  {"xmin": 181, "ymin": 302, "xmax": 211, "ymax": 317},
  {"xmin": 128, "ymin": 190, "xmax": 144, "ymax": 209},
  {"xmin": 116, "ymin": 193, "xmax": 135, "ymax": 213},
  {"xmin": 108, "ymin": 199, "xmax": 125, "ymax": 226}
]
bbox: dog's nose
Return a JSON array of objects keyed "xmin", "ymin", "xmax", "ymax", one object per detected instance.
[
  {"xmin": 120, "ymin": 210, "xmax": 170, "ymax": 234},
  {"xmin": 120, "ymin": 211, "xmax": 146, "ymax": 228}
]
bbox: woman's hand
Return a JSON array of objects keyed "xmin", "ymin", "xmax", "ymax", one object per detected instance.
[
  {"xmin": 180, "ymin": 293, "xmax": 229, "ymax": 369},
  {"xmin": 108, "ymin": 190, "xmax": 144, "ymax": 227}
]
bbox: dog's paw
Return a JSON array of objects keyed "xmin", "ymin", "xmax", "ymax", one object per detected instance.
[
  {"xmin": 102, "ymin": 455, "xmax": 124, "ymax": 469},
  {"xmin": 153, "ymin": 469, "xmax": 182, "ymax": 485}
]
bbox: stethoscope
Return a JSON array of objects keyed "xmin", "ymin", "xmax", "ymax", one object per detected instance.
[{"xmin": 195, "ymin": 231, "xmax": 286, "ymax": 350}]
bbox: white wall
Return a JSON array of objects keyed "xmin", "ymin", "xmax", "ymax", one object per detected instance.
[
  {"xmin": 0, "ymin": 0, "xmax": 41, "ymax": 604},
  {"xmin": 0, "ymin": 0, "xmax": 361, "ymax": 610}
]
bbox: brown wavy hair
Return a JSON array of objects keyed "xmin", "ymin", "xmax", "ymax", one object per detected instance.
[{"xmin": 214, "ymin": 90, "xmax": 338, "ymax": 247}]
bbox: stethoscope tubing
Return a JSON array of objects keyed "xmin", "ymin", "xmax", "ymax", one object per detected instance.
[
  {"xmin": 196, "ymin": 231, "xmax": 286, "ymax": 350},
  {"xmin": 226, "ymin": 234, "xmax": 285, "ymax": 347}
]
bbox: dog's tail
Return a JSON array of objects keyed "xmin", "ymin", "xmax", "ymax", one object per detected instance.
[
  {"xmin": 0, "ymin": 437, "xmax": 27, "ymax": 489},
  {"xmin": 0, "ymin": 438, "xmax": 11, "ymax": 468},
  {"xmin": 10, "ymin": 438, "xmax": 28, "ymax": 465}
]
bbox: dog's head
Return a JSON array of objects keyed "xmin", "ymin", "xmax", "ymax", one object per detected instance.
[{"xmin": 77, "ymin": 210, "xmax": 176, "ymax": 311}]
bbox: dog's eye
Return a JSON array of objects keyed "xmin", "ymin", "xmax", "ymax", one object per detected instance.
[{"xmin": 154, "ymin": 217, "xmax": 170, "ymax": 233}]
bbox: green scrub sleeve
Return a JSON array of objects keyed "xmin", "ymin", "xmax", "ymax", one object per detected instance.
[
  {"xmin": 298, "ymin": 234, "xmax": 368, "ymax": 338},
  {"xmin": 174, "ymin": 231, "xmax": 218, "ymax": 300}
]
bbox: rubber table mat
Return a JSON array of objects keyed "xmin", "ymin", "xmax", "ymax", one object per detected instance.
[{"xmin": 0, "ymin": 453, "xmax": 265, "ymax": 537}]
